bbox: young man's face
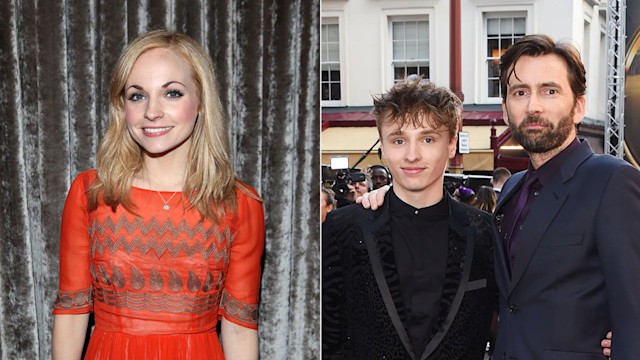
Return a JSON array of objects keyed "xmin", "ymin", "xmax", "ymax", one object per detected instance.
[
  {"xmin": 379, "ymin": 115, "xmax": 456, "ymax": 204},
  {"xmin": 502, "ymin": 54, "xmax": 585, "ymax": 154}
]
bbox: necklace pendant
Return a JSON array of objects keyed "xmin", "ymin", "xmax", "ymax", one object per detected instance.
[{"xmin": 155, "ymin": 188, "xmax": 178, "ymax": 211}]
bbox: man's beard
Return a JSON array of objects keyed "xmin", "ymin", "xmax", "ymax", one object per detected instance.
[{"xmin": 508, "ymin": 107, "xmax": 575, "ymax": 154}]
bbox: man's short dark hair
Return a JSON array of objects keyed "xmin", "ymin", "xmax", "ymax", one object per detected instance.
[
  {"xmin": 368, "ymin": 164, "xmax": 389, "ymax": 177},
  {"xmin": 499, "ymin": 34, "xmax": 586, "ymax": 102},
  {"xmin": 371, "ymin": 77, "xmax": 462, "ymax": 140},
  {"xmin": 492, "ymin": 167, "xmax": 512, "ymax": 184}
]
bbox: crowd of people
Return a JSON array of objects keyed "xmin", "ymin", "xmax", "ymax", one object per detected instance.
[
  {"xmin": 450, "ymin": 167, "xmax": 511, "ymax": 214},
  {"xmin": 324, "ymin": 164, "xmax": 510, "ymax": 218},
  {"xmin": 321, "ymin": 164, "xmax": 392, "ymax": 216}
]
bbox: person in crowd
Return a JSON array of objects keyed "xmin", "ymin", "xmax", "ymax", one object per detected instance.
[
  {"xmin": 334, "ymin": 180, "xmax": 364, "ymax": 208},
  {"xmin": 473, "ymin": 186, "xmax": 497, "ymax": 213},
  {"xmin": 350, "ymin": 178, "xmax": 369, "ymax": 198},
  {"xmin": 358, "ymin": 34, "xmax": 636, "ymax": 359},
  {"xmin": 323, "ymin": 78, "xmax": 497, "ymax": 359},
  {"xmin": 321, "ymin": 187, "xmax": 336, "ymax": 223},
  {"xmin": 333, "ymin": 183, "xmax": 355, "ymax": 208},
  {"xmin": 52, "ymin": 30, "xmax": 265, "ymax": 360},
  {"xmin": 368, "ymin": 164, "xmax": 391, "ymax": 190},
  {"xmin": 453, "ymin": 186, "xmax": 476, "ymax": 205},
  {"xmin": 491, "ymin": 167, "xmax": 511, "ymax": 198}
]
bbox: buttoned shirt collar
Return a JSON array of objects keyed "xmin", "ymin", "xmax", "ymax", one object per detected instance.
[{"xmin": 530, "ymin": 136, "xmax": 580, "ymax": 187}]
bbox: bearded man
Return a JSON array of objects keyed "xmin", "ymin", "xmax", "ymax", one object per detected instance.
[{"xmin": 493, "ymin": 34, "xmax": 640, "ymax": 359}]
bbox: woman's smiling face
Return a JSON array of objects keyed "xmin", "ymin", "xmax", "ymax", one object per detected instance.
[{"xmin": 124, "ymin": 47, "xmax": 200, "ymax": 159}]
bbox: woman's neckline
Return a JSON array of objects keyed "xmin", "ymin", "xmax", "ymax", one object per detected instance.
[{"xmin": 131, "ymin": 185, "xmax": 183, "ymax": 193}]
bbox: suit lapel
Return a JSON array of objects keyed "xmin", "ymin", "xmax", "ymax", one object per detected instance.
[
  {"xmin": 508, "ymin": 140, "xmax": 594, "ymax": 294},
  {"xmin": 493, "ymin": 172, "xmax": 526, "ymax": 293},
  {"xmin": 361, "ymin": 199, "xmax": 416, "ymax": 359},
  {"xmin": 419, "ymin": 197, "xmax": 476, "ymax": 360},
  {"xmin": 361, "ymin": 192, "xmax": 490, "ymax": 359},
  {"xmin": 508, "ymin": 175, "xmax": 567, "ymax": 293}
]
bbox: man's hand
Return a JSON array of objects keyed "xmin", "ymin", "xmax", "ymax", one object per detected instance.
[
  {"xmin": 601, "ymin": 331, "xmax": 611, "ymax": 358},
  {"xmin": 356, "ymin": 185, "xmax": 390, "ymax": 210}
]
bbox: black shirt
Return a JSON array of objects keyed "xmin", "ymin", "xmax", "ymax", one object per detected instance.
[{"xmin": 389, "ymin": 188, "xmax": 450, "ymax": 357}]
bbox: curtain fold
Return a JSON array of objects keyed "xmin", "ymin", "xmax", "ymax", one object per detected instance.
[{"xmin": 0, "ymin": 1, "xmax": 319, "ymax": 359}]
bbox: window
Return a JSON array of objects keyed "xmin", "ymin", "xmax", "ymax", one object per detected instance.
[
  {"xmin": 321, "ymin": 22, "xmax": 341, "ymax": 103},
  {"xmin": 391, "ymin": 19, "xmax": 429, "ymax": 82},
  {"xmin": 486, "ymin": 16, "xmax": 526, "ymax": 98}
]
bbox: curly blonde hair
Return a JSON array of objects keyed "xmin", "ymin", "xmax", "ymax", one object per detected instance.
[{"xmin": 371, "ymin": 77, "xmax": 461, "ymax": 140}]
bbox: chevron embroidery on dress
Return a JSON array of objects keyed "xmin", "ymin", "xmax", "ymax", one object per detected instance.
[
  {"xmin": 91, "ymin": 235, "xmax": 231, "ymax": 262},
  {"xmin": 89, "ymin": 215, "xmax": 235, "ymax": 261},
  {"xmin": 90, "ymin": 216, "xmax": 225, "ymax": 239}
]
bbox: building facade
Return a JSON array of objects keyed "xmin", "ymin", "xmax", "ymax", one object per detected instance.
[{"xmin": 321, "ymin": 0, "xmax": 607, "ymax": 174}]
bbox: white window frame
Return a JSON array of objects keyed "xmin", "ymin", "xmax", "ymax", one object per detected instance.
[
  {"xmin": 321, "ymin": 16, "xmax": 345, "ymax": 107},
  {"xmin": 484, "ymin": 12, "xmax": 527, "ymax": 102},
  {"xmin": 381, "ymin": 8, "xmax": 434, "ymax": 91},
  {"xmin": 389, "ymin": 17, "xmax": 431, "ymax": 83},
  {"xmin": 474, "ymin": 5, "xmax": 533, "ymax": 104}
]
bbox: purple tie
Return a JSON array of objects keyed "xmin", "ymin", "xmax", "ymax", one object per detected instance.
[{"xmin": 506, "ymin": 173, "xmax": 539, "ymax": 269}]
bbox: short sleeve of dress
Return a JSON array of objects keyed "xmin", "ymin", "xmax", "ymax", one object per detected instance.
[
  {"xmin": 52, "ymin": 171, "xmax": 94, "ymax": 314},
  {"xmin": 219, "ymin": 185, "xmax": 265, "ymax": 329}
]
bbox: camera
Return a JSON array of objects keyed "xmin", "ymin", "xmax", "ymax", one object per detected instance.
[
  {"xmin": 323, "ymin": 156, "xmax": 366, "ymax": 207},
  {"xmin": 332, "ymin": 169, "xmax": 366, "ymax": 200}
]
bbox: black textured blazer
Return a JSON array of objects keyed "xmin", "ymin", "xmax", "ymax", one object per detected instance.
[{"xmin": 322, "ymin": 192, "xmax": 497, "ymax": 360}]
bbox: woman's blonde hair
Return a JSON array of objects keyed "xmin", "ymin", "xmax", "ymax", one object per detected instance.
[{"xmin": 89, "ymin": 30, "xmax": 252, "ymax": 223}]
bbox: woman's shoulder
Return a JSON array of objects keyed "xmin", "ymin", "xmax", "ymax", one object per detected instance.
[
  {"xmin": 69, "ymin": 169, "xmax": 97, "ymax": 191},
  {"xmin": 63, "ymin": 170, "xmax": 98, "ymax": 207},
  {"xmin": 74, "ymin": 169, "xmax": 97, "ymax": 180},
  {"xmin": 232, "ymin": 180, "xmax": 264, "ymax": 218}
]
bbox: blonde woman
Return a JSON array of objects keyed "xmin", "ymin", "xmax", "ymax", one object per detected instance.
[{"xmin": 52, "ymin": 30, "xmax": 264, "ymax": 360}]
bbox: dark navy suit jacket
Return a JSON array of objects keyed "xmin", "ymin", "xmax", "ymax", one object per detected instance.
[{"xmin": 493, "ymin": 140, "xmax": 640, "ymax": 359}]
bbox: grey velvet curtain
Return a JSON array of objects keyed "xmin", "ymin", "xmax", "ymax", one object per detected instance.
[{"xmin": 0, "ymin": 1, "xmax": 319, "ymax": 359}]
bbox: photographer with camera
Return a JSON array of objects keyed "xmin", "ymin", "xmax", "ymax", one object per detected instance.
[
  {"xmin": 331, "ymin": 170, "xmax": 367, "ymax": 208},
  {"xmin": 324, "ymin": 155, "xmax": 369, "ymax": 208}
]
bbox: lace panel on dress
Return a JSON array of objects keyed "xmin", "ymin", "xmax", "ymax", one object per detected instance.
[
  {"xmin": 220, "ymin": 289, "xmax": 258, "ymax": 325},
  {"xmin": 54, "ymin": 287, "xmax": 93, "ymax": 310}
]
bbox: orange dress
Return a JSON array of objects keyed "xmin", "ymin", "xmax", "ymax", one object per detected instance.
[{"xmin": 53, "ymin": 170, "xmax": 265, "ymax": 359}]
